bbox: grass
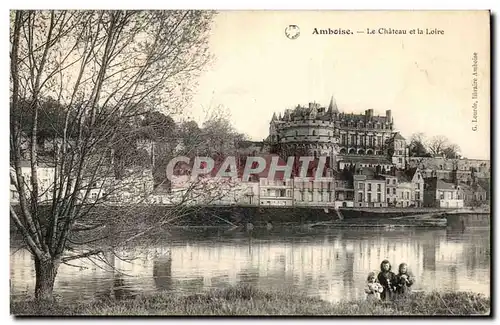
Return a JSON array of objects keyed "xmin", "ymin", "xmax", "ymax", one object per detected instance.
[{"xmin": 11, "ymin": 284, "xmax": 490, "ymax": 316}]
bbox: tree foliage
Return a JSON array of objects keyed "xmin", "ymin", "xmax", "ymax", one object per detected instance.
[
  {"xmin": 408, "ymin": 133, "xmax": 460, "ymax": 159},
  {"xmin": 408, "ymin": 132, "xmax": 430, "ymax": 157}
]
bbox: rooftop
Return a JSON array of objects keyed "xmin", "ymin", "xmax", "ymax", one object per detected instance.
[
  {"xmin": 436, "ymin": 179, "xmax": 458, "ymax": 190},
  {"xmin": 338, "ymin": 155, "xmax": 393, "ymax": 165}
]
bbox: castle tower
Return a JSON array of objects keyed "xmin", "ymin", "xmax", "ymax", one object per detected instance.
[
  {"xmin": 309, "ymin": 102, "xmax": 318, "ymax": 119},
  {"xmin": 269, "ymin": 112, "xmax": 278, "ymax": 143},
  {"xmin": 328, "ymin": 95, "xmax": 339, "ymax": 114},
  {"xmin": 389, "ymin": 132, "xmax": 408, "ymax": 169}
]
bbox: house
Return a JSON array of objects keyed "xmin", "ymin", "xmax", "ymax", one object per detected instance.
[
  {"xmin": 293, "ymin": 178, "xmax": 335, "ymax": 207},
  {"xmin": 476, "ymin": 178, "xmax": 490, "ymax": 201},
  {"xmin": 211, "ymin": 179, "xmax": 259, "ymax": 206},
  {"xmin": 353, "ymin": 168, "xmax": 387, "ymax": 208},
  {"xmin": 40, "ymin": 137, "xmax": 77, "ymax": 153},
  {"xmin": 459, "ymin": 182, "xmax": 488, "ymax": 207},
  {"xmin": 293, "ymin": 157, "xmax": 335, "ymax": 207},
  {"xmin": 107, "ymin": 169, "xmax": 155, "ymax": 204},
  {"xmin": 246, "ymin": 154, "xmax": 294, "ymax": 207},
  {"xmin": 396, "ymin": 181, "xmax": 413, "ymax": 208},
  {"xmin": 394, "ymin": 168, "xmax": 424, "ymax": 207},
  {"xmin": 333, "ymin": 170, "xmax": 354, "ymax": 208},
  {"xmin": 381, "ymin": 174, "xmax": 398, "ymax": 207},
  {"xmin": 10, "ymin": 161, "xmax": 56, "ymax": 204},
  {"xmin": 260, "ymin": 178, "xmax": 294, "ymax": 206},
  {"xmin": 423, "ymin": 178, "xmax": 464, "ymax": 208}
]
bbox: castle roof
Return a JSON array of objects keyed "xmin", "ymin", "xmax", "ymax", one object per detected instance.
[
  {"xmin": 393, "ymin": 132, "xmax": 406, "ymax": 141},
  {"xmin": 328, "ymin": 95, "xmax": 339, "ymax": 114}
]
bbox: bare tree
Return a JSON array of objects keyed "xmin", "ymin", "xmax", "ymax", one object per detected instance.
[
  {"xmin": 426, "ymin": 135, "xmax": 449, "ymax": 157},
  {"xmin": 10, "ymin": 10, "xmax": 217, "ymax": 301},
  {"xmin": 442, "ymin": 143, "xmax": 461, "ymax": 159}
]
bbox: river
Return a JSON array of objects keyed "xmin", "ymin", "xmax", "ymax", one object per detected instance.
[{"xmin": 10, "ymin": 227, "xmax": 490, "ymax": 303}]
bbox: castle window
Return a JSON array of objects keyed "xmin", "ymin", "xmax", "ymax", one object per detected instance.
[{"xmin": 312, "ymin": 130, "xmax": 316, "ymax": 136}]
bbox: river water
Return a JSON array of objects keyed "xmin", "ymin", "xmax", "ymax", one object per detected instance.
[{"xmin": 10, "ymin": 227, "xmax": 490, "ymax": 303}]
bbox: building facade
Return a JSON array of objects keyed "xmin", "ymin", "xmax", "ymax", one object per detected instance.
[
  {"xmin": 293, "ymin": 178, "xmax": 335, "ymax": 206},
  {"xmin": 10, "ymin": 161, "xmax": 56, "ymax": 204},
  {"xmin": 383, "ymin": 174, "xmax": 398, "ymax": 206},
  {"xmin": 333, "ymin": 172, "xmax": 355, "ymax": 208},
  {"xmin": 259, "ymin": 178, "xmax": 294, "ymax": 206},
  {"xmin": 423, "ymin": 178, "xmax": 464, "ymax": 209},
  {"xmin": 267, "ymin": 97, "xmax": 408, "ymax": 172},
  {"xmin": 459, "ymin": 182, "xmax": 488, "ymax": 207},
  {"xmin": 353, "ymin": 170, "xmax": 387, "ymax": 208}
]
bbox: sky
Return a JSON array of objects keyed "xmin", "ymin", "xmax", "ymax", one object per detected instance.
[{"xmin": 188, "ymin": 11, "xmax": 490, "ymax": 160}]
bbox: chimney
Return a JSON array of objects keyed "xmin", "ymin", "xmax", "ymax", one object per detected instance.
[{"xmin": 386, "ymin": 109, "xmax": 392, "ymax": 122}]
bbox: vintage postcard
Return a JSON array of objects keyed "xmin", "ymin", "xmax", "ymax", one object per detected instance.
[{"xmin": 9, "ymin": 10, "xmax": 490, "ymax": 316}]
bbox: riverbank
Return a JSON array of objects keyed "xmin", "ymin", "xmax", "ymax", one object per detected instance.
[
  {"xmin": 11, "ymin": 285, "xmax": 490, "ymax": 316},
  {"xmin": 11, "ymin": 204, "xmax": 464, "ymax": 232}
]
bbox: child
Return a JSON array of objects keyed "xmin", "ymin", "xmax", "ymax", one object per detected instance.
[
  {"xmin": 365, "ymin": 272, "xmax": 384, "ymax": 301},
  {"xmin": 396, "ymin": 263, "xmax": 415, "ymax": 296},
  {"xmin": 377, "ymin": 259, "xmax": 398, "ymax": 301}
]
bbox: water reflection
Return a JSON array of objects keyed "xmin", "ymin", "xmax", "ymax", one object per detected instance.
[
  {"xmin": 10, "ymin": 227, "xmax": 490, "ymax": 303},
  {"xmin": 153, "ymin": 257, "xmax": 173, "ymax": 292}
]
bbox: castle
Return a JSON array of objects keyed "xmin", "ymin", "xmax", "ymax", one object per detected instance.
[{"xmin": 267, "ymin": 96, "xmax": 408, "ymax": 169}]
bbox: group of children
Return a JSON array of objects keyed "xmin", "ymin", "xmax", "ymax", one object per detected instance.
[{"xmin": 365, "ymin": 259, "xmax": 415, "ymax": 301}]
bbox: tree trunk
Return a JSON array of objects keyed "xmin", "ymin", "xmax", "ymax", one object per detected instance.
[{"xmin": 34, "ymin": 257, "xmax": 59, "ymax": 302}]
